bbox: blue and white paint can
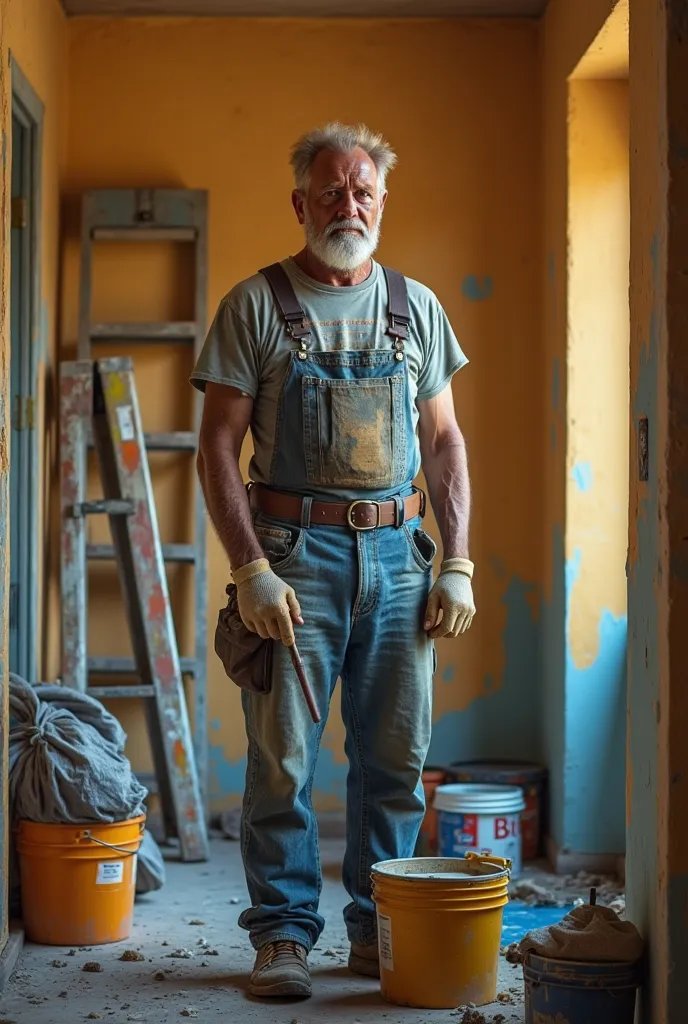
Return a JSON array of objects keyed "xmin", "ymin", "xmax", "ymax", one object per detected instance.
[{"xmin": 434, "ymin": 784, "xmax": 526, "ymax": 878}]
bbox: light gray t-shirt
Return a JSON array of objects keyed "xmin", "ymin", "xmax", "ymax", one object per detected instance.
[{"xmin": 190, "ymin": 258, "xmax": 468, "ymax": 500}]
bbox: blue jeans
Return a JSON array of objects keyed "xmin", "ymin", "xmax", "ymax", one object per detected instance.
[{"xmin": 238, "ymin": 511, "xmax": 436, "ymax": 951}]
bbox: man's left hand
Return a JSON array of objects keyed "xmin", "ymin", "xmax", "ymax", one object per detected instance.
[{"xmin": 424, "ymin": 572, "xmax": 476, "ymax": 639}]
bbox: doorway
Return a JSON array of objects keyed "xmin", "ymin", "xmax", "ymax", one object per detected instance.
[{"xmin": 9, "ymin": 59, "xmax": 43, "ymax": 684}]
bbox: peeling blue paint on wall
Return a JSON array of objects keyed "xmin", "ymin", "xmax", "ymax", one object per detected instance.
[
  {"xmin": 461, "ymin": 275, "xmax": 493, "ymax": 301},
  {"xmin": 571, "ymin": 461, "xmax": 594, "ymax": 493},
  {"xmin": 428, "ymin": 571, "xmax": 542, "ymax": 767},
  {"xmin": 564, "ymin": 548, "xmax": 627, "ymax": 854}
]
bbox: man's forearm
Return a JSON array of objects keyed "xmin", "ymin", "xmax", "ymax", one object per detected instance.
[
  {"xmin": 422, "ymin": 437, "xmax": 471, "ymax": 560},
  {"xmin": 197, "ymin": 450, "xmax": 263, "ymax": 571}
]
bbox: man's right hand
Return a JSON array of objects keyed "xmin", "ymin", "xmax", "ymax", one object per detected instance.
[{"xmin": 234, "ymin": 560, "xmax": 304, "ymax": 646}]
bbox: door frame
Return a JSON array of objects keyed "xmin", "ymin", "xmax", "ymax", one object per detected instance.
[{"xmin": 9, "ymin": 56, "xmax": 43, "ymax": 684}]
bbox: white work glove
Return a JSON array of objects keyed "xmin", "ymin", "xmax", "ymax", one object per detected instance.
[
  {"xmin": 424, "ymin": 557, "xmax": 476, "ymax": 639},
  {"xmin": 232, "ymin": 558, "xmax": 303, "ymax": 646}
]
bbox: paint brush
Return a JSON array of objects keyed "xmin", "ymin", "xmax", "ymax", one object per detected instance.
[{"xmin": 287, "ymin": 641, "xmax": 321, "ymax": 724}]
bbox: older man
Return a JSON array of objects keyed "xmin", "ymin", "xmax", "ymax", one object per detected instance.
[{"xmin": 192, "ymin": 122, "xmax": 475, "ymax": 999}]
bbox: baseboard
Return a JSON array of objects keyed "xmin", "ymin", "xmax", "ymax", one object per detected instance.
[
  {"xmin": 0, "ymin": 922, "xmax": 24, "ymax": 992},
  {"xmin": 546, "ymin": 836, "xmax": 624, "ymax": 877}
]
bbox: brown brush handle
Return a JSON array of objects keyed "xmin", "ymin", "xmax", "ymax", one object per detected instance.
[{"xmin": 287, "ymin": 642, "xmax": 321, "ymax": 724}]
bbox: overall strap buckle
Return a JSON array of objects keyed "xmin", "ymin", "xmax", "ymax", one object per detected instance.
[
  {"xmin": 260, "ymin": 262, "xmax": 311, "ymax": 346},
  {"xmin": 382, "ymin": 267, "xmax": 411, "ymax": 343}
]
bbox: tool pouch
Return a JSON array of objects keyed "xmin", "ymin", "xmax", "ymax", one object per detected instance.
[{"xmin": 214, "ymin": 584, "xmax": 274, "ymax": 694}]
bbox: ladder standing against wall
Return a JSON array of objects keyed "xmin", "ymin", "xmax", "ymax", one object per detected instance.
[
  {"xmin": 60, "ymin": 358, "xmax": 208, "ymax": 863},
  {"xmin": 73, "ymin": 187, "xmax": 209, "ymax": 817}
]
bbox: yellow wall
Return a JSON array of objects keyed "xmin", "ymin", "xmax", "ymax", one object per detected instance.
[
  {"xmin": 0, "ymin": 0, "xmax": 67, "ymax": 948},
  {"xmin": 1, "ymin": 0, "xmax": 68, "ymax": 672},
  {"xmin": 541, "ymin": 0, "xmax": 629, "ymax": 858},
  {"xmin": 60, "ymin": 16, "xmax": 542, "ymax": 813},
  {"xmin": 567, "ymin": 79, "xmax": 628, "ymax": 670}
]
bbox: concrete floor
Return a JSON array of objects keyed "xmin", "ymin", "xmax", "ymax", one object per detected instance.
[{"xmin": 0, "ymin": 838, "xmax": 526, "ymax": 1024}]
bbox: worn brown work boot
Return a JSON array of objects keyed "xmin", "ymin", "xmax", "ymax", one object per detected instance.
[
  {"xmin": 248, "ymin": 940, "xmax": 312, "ymax": 998},
  {"xmin": 348, "ymin": 941, "xmax": 380, "ymax": 978}
]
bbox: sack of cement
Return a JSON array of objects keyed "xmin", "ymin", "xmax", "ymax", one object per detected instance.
[
  {"xmin": 9, "ymin": 675, "xmax": 147, "ymax": 824},
  {"xmin": 519, "ymin": 903, "xmax": 643, "ymax": 963},
  {"xmin": 135, "ymin": 828, "xmax": 166, "ymax": 894}
]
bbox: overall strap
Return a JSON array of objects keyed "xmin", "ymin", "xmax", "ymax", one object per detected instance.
[
  {"xmin": 382, "ymin": 266, "xmax": 411, "ymax": 343},
  {"xmin": 259, "ymin": 263, "xmax": 311, "ymax": 342}
]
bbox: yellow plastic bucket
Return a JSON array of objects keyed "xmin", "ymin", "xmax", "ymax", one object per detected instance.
[
  {"xmin": 371, "ymin": 852, "xmax": 511, "ymax": 1009},
  {"xmin": 17, "ymin": 816, "xmax": 145, "ymax": 946}
]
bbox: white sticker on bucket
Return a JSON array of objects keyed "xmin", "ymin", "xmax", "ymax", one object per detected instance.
[
  {"xmin": 97, "ymin": 861, "xmax": 124, "ymax": 885},
  {"xmin": 377, "ymin": 914, "xmax": 394, "ymax": 972}
]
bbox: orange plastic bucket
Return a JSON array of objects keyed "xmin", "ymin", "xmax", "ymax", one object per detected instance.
[
  {"xmin": 371, "ymin": 852, "xmax": 511, "ymax": 1009},
  {"xmin": 17, "ymin": 816, "xmax": 145, "ymax": 946}
]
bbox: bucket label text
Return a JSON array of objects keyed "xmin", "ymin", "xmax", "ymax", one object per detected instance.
[
  {"xmin": 97, "ymin": 861, "xmax": 124, "ymax": 885},
  {"xmin": 377, "ymin": 914, "xmax": 394, "ymax": 972}
]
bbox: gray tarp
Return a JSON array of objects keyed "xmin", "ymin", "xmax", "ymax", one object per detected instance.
[{"xmin": 9, "ymin": 674, "xmax": 165, "ymax": 894}]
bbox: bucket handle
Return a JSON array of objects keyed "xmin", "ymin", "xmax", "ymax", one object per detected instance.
[
  {"xmin": 465, "ymin": 851, "xmax": 513, "ymax": 872},
  {"xmin": 79, "ymin": 829, "xmax": 141, "ymax": 857}
]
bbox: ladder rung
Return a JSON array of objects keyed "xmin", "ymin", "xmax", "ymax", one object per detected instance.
[
  {"xmin": 85, "ymin": 431, "xmax": 196, "ymax": 452},
  {"xmin": 88, "ymin": 685, "xmax": 155, "ymax": 700},
  {"xmin": 88, "ymin": 656, "xmax": 196, "ymax": 675},
  {"xmin": 90, "ymin": 322, "xmax": 196, "ymax": 342},
  {"xmin": 88, "ymin": 543, "xmax": 196, "ymax": 563},
  {"xmin": 73, "ymin": 499, "xmax": 135, "ymax": 518},
  {"xmin": 92, "ymin": 227, "xmax": 196, "ymax": 242},
  {"xmin": 144, "ymin": 432, "xmax": 196, "ymax": 451}
]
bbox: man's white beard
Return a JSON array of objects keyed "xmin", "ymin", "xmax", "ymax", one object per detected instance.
[{"xmin": 304, "ymin": 211, "xmax": 382, "ymax": 273}]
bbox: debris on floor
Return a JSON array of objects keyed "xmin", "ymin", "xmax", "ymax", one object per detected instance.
[
  {"xmin": 454, "ymin": 1007, "xmax": 487, "ymax": 1024},
  {"xmin": 119, "ymin": 950, "xmax": 145, "ymax": 962},
  {"xmin": 501, "ymin": 942, "xmax": 523, "ymax": 964},
  {"xmin": 609, "ymin": 895, "xmax": 626, "ymax": 919},
  {"xmin": 509, "ymin": 879, "xmax": 567, "ymax": 908},
  {"xmin": 510, "ymin": 864, "xmax": 624, "ymax": 910},
  {"xmin": 82, "ymin": 961, "xmax": 103, "ymax": 973}
]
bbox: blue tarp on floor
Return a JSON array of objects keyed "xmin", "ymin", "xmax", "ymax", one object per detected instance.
[{"xmin": 502, "ymin": 902, "xmax": 575, "ymax": 944}]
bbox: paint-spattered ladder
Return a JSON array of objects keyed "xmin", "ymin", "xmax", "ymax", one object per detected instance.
[{"xmin": 60, "ymin": 358, "xmax": 209, "ymax": 863}]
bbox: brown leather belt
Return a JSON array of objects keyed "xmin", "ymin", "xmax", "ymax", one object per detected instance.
[{"xmin": 249, "ymin": 483, "xmax": 425, "ymax": 531}]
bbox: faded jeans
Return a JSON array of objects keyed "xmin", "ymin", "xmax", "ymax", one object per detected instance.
[{"xmin": 238, "ymin": 509, "xmax": 436, "ymax": 952}]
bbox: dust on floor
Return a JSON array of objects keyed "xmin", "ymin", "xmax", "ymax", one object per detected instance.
[{"xmin": 0, "ymin": 838, "xmax": 623, "ymax": 1024}]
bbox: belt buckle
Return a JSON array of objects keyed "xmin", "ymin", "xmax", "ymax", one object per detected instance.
[{"xmin": 347, "ymin": 500, "xmax": 381, "ymax": 531}]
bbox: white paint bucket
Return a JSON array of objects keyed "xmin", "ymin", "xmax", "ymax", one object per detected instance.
[{"xmin": 434, "ymin": 784, "xmax": 526, "ymax": 878}]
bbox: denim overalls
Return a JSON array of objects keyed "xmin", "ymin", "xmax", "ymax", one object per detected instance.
[{"xmin": 239, "ymin": 263, "xmax": 437, "ymax": 953}]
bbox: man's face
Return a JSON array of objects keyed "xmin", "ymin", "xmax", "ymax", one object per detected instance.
[{"xmin": 293, "ymin": 147, "xmax": 388, "ymax": 272}]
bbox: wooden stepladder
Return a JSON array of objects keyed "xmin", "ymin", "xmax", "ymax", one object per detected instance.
[{"xmin": 60, "ymin": 357, "xmax": 209, "ymax": 863}]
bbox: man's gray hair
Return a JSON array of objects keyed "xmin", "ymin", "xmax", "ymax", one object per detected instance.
[{"xmin": 290, "ymin": 121, "xmax": 398, "ymax": 192}]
